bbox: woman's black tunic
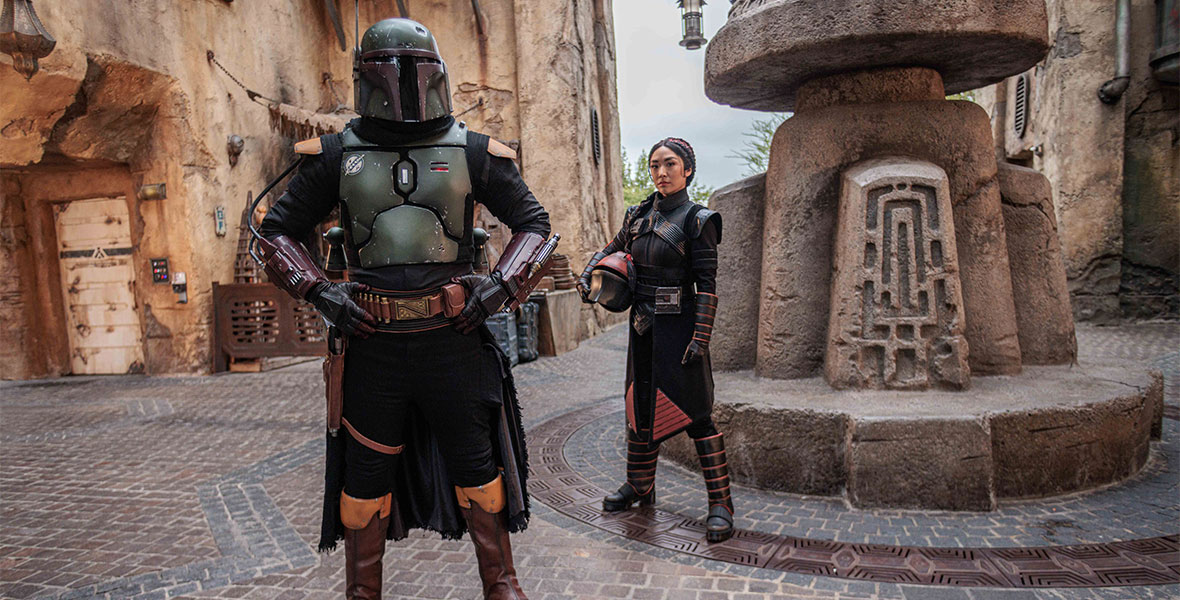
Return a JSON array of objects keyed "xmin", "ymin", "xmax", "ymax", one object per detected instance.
[{"xmin": 604, "ymin": 188, "xmax": 721, "ymax": 444}]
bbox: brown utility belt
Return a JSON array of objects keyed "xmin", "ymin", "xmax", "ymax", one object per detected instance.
[{"xmin": 354, "ymin": 284, "xmax": 467, "ymax": 333}]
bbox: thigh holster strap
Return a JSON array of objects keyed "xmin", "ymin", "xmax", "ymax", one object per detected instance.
[
  {"xmin": 340, "ymin": 492, "xmax": 392, "ymax": 530},
  {"xmin": 343, "ymin": 418, "xmax": 405, "ymax": 455}
]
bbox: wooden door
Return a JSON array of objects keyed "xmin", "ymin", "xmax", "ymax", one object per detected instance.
[{"xmin": 53, "ymin": 197, "xmax": 145, "ymax": 374}]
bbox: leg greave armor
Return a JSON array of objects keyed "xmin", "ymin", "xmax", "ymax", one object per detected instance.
[{"xmin": 694, "ymin": 433, "xmax": 735, "ymax": 543}]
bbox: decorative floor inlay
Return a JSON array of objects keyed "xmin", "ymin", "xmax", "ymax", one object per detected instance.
[{"xmin": 528, "ymin": 402, "xmax": 1180, "ymax": 588}]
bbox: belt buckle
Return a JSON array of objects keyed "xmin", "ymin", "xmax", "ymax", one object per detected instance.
[
  {"xmin": 653, "ymin": 286, "xmax": 682, "ymax": 315},
  {"xmin": 393, "ymin": 297, "xmax": 430, "ymax": 320}
]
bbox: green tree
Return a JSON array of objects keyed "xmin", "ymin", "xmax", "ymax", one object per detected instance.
[
  {"xmin": 729, "ymin": 113, "xmax": 790, "ymax": 176},
  {"xmin": 622, "ymin": 148, "xmax": 715, "ymax": 207}
]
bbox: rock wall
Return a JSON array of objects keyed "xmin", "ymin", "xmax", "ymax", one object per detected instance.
[
  {"xmin": 0, "ymin": 0, "xmax": 623, "ymax": 378},
  {"xmin": 514, "ymin": 0, "xmax": 625, "ymax": 340}
]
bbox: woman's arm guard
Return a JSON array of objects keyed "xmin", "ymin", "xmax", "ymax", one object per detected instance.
[
  {"xmin": 682, "ymin": 292, "xmax": 718, "ymax": 364},
  {"xmin": 256, "ymin": 235, "xmax": 329, "ymax": 300}
]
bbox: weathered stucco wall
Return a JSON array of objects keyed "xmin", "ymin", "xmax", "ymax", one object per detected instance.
[
  {"xmin": 1120, "ymin": 0, "xmax": 1179, "ymax": 320},
  {"xmin": 0, "ymin": 0, "xmax": 622, "ymax": 378},
  {"xmin": 974, "ymin": 0, "xmax": 1178, "ymax": 322},
  {"xmin": 1035, "ymin": 0, "xmax": 1126, "ymax": 322}
]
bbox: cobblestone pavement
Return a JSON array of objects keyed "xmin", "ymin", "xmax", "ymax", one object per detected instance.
[{"xmin": 0, "ymin": 322, "xmax": 1176, "ymax": 600}]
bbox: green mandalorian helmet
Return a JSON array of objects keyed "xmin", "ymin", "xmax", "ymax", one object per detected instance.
[{"xmin": 354, "ymin": 18, "xmax": 452, "ymax": 122}]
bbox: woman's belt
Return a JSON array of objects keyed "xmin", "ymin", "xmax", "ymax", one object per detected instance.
[
  {"xmin": 354, "ymin": 285, "xmax": 465, "ymax": 333},
  {"xmin": 633, "ymin": 282, "xmax": 693, "ymax": 315}
]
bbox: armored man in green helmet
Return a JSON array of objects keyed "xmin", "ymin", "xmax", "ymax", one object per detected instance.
[{"xmin": 258, "ymin": 18, "xmax": 549, "ymax": 600}]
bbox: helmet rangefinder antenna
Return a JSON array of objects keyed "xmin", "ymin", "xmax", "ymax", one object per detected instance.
[
  {"xmin": 352, "ymin": 0, "xmax": 360, "ymax": 106},
  {"xmin": 353, "ymin": 0, "xmax": 361, "ymax": 67}
]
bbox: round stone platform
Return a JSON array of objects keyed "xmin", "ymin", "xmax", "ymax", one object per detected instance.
[{"xmin": 663, "ymin": 363, "xmax": 1163, "ymax": 510}]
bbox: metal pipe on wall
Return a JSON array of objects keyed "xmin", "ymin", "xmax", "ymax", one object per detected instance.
[{"xmin": 1098, "ymin": 0, "xmax": 1132, "ymax": 103}]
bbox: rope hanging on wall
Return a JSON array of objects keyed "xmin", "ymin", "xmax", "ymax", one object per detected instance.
[{"xmin": 207, "ymin": 49, "xmax": 353, "ymax": 138}]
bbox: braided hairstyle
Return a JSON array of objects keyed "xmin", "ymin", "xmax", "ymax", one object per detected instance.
[{"xmin": 648, "ymin": 137, "xmax": 697, "ymax": 187}]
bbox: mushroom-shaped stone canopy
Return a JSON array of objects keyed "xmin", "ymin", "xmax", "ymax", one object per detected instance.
[{"xmin": 705, "ymin": 0, "xmax": 1049, "ymax": 111}]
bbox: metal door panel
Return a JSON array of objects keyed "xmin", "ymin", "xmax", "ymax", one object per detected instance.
[{"xmin": 54, "ymin": 197, "xmax": 145, "ymax": 375}]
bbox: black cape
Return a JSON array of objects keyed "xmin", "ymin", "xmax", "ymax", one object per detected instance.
[{"xmin": 317, "ymin": 326, "xmax": 530, "ymax": 550}]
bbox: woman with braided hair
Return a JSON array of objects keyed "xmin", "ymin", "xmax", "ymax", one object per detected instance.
[{"xmin": 577, "ymin": 137, "xmax": 734, "ymax": 542}]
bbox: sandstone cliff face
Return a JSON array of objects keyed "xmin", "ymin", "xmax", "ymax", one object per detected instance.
[{"xmin": 1, "ymin": 0, "xmax": 622, "ymax": 378}]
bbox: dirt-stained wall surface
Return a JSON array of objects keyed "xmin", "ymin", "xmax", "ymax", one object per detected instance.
[
  {"xmin": 0, "ymin": 0, "xmax": 622, "ymax": 379},
  {"xmin": 975, "ymin": 0, "xmax": 1178, "ymax": 322}
]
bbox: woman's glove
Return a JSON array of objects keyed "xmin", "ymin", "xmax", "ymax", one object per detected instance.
[
  {"xmin": 577, "ymin": 250, "xmax": 608, "ymax": 303},
  {"xmin": 308, "ymin": 281, "xmax": 376, "ymax": 338},
  {"xmin": 682, "ymin": 292, "xmax": 717, "ymax": 365}
]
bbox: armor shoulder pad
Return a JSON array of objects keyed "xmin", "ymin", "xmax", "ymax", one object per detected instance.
[
  {"xmin": 487, "ymin": 138, "xmax": 517, "ymax": 160},
  {"xmin": 340, "ymin": 128, "xmax": 366, "ymax": 149},
  {"xmin": 293, "ymin": 137, "xmax": 323, "ymax": 155},
  {"xmin": 690, "ymin": 206, "xmax": 722, "ymax": 242}
]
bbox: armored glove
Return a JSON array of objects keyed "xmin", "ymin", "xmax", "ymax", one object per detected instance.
[
  {"xmin": 577, "ymin": 251, "xmax": 607, "ymax": 303},
  {"xmin": 309, "ymin": 281, "xmax": 377, "ymax": 338},
  {"xmin": 682, "ymin": 292, "xmax": 718, "ymax": 365},
  {"xmin": 452, "ymin": 273, "xmax": 509, "ymax": 335}
]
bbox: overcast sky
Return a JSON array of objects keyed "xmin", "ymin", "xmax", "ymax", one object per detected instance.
[{"xmin": 612, "ymin": 1, "xmax": 769, "ymax": 191}]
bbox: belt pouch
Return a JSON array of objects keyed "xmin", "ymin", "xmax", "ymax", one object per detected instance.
[
  {"xmin": 441, "ymin": 282, "xmax": 466, "ymax": 318},
  {"xmin": 653, "ymin": 286, "xmax": 683, "ymax": 315}
]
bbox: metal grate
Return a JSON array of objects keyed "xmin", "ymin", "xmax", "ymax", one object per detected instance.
[
  {"xmin": 1013, "ymin": 73, "xmax": 1029, "ymax": 138},
  {"xmin": 590, "ymin": 108, "xmax": 602, "ymax": 166},
  {"xmin": 212, "ymin": 283, "xmax": 327, "ymax": 371}
]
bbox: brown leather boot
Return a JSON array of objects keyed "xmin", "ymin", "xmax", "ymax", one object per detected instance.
[
  {"xmin": 341, "ymin": 492, "xmax": 391, "ymax": 600},
  {"xmin": 694, "ymin": 433, "xmax": 735, "ymax": 543},
  {"xmin": 457, "ymin": 475, "xmax": 527, "ymax": 599}
]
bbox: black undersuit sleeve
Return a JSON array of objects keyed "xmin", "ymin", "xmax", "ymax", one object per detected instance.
[
  {"xmin": 465, "ymin": 131, "xmax": 551, "ymax": 237},
  {"xmin": 258, "ymin": 134, "xmax": 344, "ymax": 241},
  {"xmin": 690, "ymin": 218, "xmax": 720, "ymax": 295}
]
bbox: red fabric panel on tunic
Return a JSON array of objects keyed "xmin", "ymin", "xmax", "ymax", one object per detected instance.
[{"xmin": 651, "ymin": 388, "xmax": 692, "ymax": 440}]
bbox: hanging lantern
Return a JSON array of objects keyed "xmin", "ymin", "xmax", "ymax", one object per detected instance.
[
  {"xmin": 0, "ymin": 0, "xmax": 56, "ymax": 80},
  {"xmin": 678, "ymin": 0, "xmax": 707, "ymax": 50}
]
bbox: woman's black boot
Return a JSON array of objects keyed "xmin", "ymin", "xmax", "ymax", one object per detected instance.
[
  {"xmin": 603, "ymin": 430, "xmax": 658, "ymax": 511},
  {"xmin": 694, "ymin": 433, "xmax": 734, "ymax": 542}
]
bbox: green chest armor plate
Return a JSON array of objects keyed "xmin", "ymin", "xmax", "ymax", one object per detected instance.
[{"xmin": 339, "ymin": 121, "xmax": 472, "ymax": 268}]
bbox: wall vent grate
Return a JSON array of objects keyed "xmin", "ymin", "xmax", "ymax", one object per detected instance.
[
  {"xmin": 591, "ymin": 108, "xmax": 602, "ymax": 166},
  {"xmin": 1013, "ymin": 73, "xmax": 1029, "ymax": 138}
]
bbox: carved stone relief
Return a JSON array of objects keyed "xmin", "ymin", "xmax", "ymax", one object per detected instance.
[{"xmin": 826, "ymin": 157, "xmax": 969, "ymax": 390}]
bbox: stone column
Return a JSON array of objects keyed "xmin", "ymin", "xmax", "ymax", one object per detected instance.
[
  {"xmin": 756, "ymin": 69, "xmax": 1022, "ymax": 379},
  {"xmin": 704, "ymin": 0, "xmax": 1051, "ymax": 380}
]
